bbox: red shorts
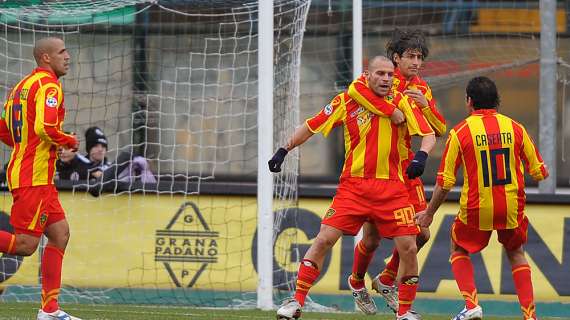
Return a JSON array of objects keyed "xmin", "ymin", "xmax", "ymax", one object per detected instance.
[
  {"xmin": 322, "ymin": 177, "xmax": 420, "ymax": 238},
  {"xmin": 10, "ymin": 185, "xmax": 66, "ymax": 236},
  {"xmin": 451, "ymin": 216, "xmax": 529, "ymax": 254},
  {"xmin": 405, "ymin": 177, "xmax": 427, "ymax": 212}
]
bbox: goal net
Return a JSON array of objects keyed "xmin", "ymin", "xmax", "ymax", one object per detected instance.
[{"xmin": 0, "ymin": 0, "xmax": 310, "ymax": 308}]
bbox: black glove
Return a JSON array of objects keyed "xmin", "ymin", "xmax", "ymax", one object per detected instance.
[
  {"xmin": 268, "ymin": 147, "xmax": 288, "ymax": 173},
  {"xmin": 406, "ymin": 150, "xmax": 428, "ymax": 179}
]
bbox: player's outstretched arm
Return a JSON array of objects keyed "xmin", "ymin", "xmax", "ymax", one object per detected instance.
[
  {"xmin": 415, "ymin": 184, "xmax": 449, "ymax": 228},
  {"xmin": 406, "ymin": 133, "xmax": 435, "ymax": 179},
  {"xmin": 268, "ymin": 124, "xmax": 314, "ymax": 173}
]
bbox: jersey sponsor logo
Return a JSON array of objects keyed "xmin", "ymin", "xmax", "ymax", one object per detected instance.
[
  {"xmin": 46, "ymin": 88, "xmax": 58, "ymax": 108},
  {"xmin": 349, "ymin": 106, "xmax": 364, "ymax": 118}
]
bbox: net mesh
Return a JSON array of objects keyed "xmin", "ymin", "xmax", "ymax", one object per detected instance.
[{"xmin": 0, "ymin": 0, "xmax": 310, "ymax": 307}]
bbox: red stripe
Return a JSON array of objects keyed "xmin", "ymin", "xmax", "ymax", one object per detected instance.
[
  {"xmin": 512, "ymin": 121, "xmax": 527, "ymax": 224},
  {"xmin": 483, "ymin": 115, "xmax": 507, "ymax": 229},
  {"xmin": 388, "ymin": 124, "xmax": 400, "ymax": 180},
  {"xmin": 364, "ymin": 115, "xmax": 379, "ymax": 178},
  {"xmin": 456, "ymin": 123, "xmax": 479, "ymax": 227},
  {"xmin": 343, "ymin": 102, "xmax": 361, "ymax": 178}
]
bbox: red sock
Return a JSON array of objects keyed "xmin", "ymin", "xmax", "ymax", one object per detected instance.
[
  {"xmin": 379, "ymin": 248, "xmax": 399, "ymax": 286},
  {"xmin": 294, "ymin": 259, "xmax": 320, "ymax": 307},
  {"xmin": 450, "ymin": 252, "xmax": 478, "ymax": 309},
  {"xmin": 0, "ymin": 231, "xmax": 16, "ymax": 254},
  {"xmin": 351, "ymin": 241, "xmax": 375, "ymax": 290},
  {"xmin": 512, "ymin": 264, "xmax": 536, "ymax": 319},
  {"xmin": 41, "ymin": 245, "xmax": 64, "ymax": 313},
  {"xmin": 398, "ymin": 275, "xmax": 418, "ymax": 316}
]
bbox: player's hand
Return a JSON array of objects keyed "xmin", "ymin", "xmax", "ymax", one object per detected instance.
[
  {"xmin": 406, "ymin": 150, "xmax": 428, "ymax": 179},
  {"xmin": 404, "ymin": 89, "xmax": 428, "ymax": 107},
  {"xmin": 414, "ymin": 210, "xmax": 433, "ymax": 228},
  {"xmin": 390, "ymin": 108, "xmax": 405, "ymax": 125},
  {"xmin": 268, "ymin": 147, "xmax": 288, "ymax": 173},
  {"xmin": 67, "ymin": 134, "xmax": 79, "ymax": 152}
]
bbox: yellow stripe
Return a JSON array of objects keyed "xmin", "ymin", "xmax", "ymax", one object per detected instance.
[
  {"xmin": 350, "ymin": 114, "xmax": 367, "ymax": 178},
  {"xmin": 374, "ymin": 118, "xmax": 391, "ymax": 178},
  {"xmin": 7, "ymin": 234, "xmax": 15, "ymax": 253},
  {"xmin": 512, "ymin": 265, "xmax": 531, "ymax": 274},
  {"xmin": 450, "ymin": 255, "xmax": 470, "ymax": 264},
  {"xmin": 27, "ymin": 200, "xmax": 43, "ymax": 231},
  {"xmin": 296, "ymin": 280, "xmax": 312, "ymax": 288}
]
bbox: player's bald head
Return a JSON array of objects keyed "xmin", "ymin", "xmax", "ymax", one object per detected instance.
[
  {"xmin": 33, "ymin": 37, "xmax": 64, "ymax": 64},
  {"xmin": 367, "ymin": 55, "xmax": 393, "ymax": 72}
]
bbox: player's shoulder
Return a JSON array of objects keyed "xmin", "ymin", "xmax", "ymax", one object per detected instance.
[
  {"xmin": 391, "ymin": 90, "xmax": 406, "ymax": 105},
  {"xmin": 451, "ymin": 119, "xmax": 469, "ymax": 134}
]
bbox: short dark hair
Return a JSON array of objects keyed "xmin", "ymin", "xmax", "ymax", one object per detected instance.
[
  {"xmin": 385, "ymin": 29, "xmax": 429, "ymax": 66},
  {"xmin": 466, "ymin": 76, "xmax": 500, "ymax": 110}
]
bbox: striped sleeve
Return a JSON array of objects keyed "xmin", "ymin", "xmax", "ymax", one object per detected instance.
[
  {"xmin": 397, "ymin": 94, "xmax": 434, "ymax": 136},
  {"xmin": 436, "ymin": 129, "xmax": 462, "ymax": 190},
  {"xmin": 305, "ymin": 93, "xmax": 345, "ymax": 137},
  {"xmin": 0, "ymin": 103, "xmax": 13, "ymax": 147},
  {"xmin": 347, "ymin": 74, "xmax": 394, "ymax": 117},
  {"xmin": 519, "ymin": 124, "xmax": 549, "ymax": 181},
  {"xmin": 33, "ymin": 81, "xmax": 76, "ymax": 147},
  {"xmin": 417, "ymin": 83, "xmax": 446, "ymax": 136}
]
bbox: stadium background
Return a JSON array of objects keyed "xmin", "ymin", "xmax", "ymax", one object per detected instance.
[{"xmin": 0, "ymin": 0, "xmax": 569, "ymax": 318}]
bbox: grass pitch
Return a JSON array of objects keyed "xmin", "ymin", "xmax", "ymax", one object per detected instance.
[{"xmin": 0, "ymin": 302, "xmax": 563, "ymax": 320}]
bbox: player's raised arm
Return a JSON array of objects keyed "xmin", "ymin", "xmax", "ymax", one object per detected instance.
[
  {"xmin": 269, "ymin": 92, "xmax": 346, "ymax": 173},
  {"xmin": 412, "ymin": 83, "xmax": 446, "ymax": 136},
  {"xmin": 396, "ymin": 93, "xmax": 435, "ymax": 179}
]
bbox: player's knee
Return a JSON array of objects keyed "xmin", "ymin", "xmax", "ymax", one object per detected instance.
[
  {"xmin": 361, "ymin": 236, "xmax": 380, "ymax": 252},
  {"xmin": 398, "ymin": 241, "xmax": 417, "ymax": 258},
  {"xmin": 313, "ymin": 234, "xmax": 336, "ymax": 251},
  {"xmin": 14, "ymin": 238, "xmax": 39, "ymax": 256}
]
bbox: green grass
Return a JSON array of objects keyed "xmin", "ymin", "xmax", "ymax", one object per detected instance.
[{"xmin": 0, "ymin": 303, "xmax": 562, "ymax": 320}]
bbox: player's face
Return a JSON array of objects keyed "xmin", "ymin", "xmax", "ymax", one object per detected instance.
[
  {"xmin": 395, "ymin": 49, "xmax": 423, "ymax": 79},
  {"xmin": 367, "ymin": 59, "xmax": 394, "ymax": 97},
  {"xmin": 49, "ymin": 39, "xmax": 70, "ymax": 78},
  {"xmin": 89, "ymin": 144, "xmax": 107, "ymax": 163}
]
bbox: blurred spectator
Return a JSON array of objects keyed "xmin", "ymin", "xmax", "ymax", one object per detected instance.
[
  {"xmin": 55, "ymin": 147, "xmax": 92, "ymax": 181},
  {"xmin": 84, "ymin": 126, "xmax": 156, "ymax": 184},
  {"xmin": 84, "ymin": 126, "xmax": 111, "ymax": 179}
]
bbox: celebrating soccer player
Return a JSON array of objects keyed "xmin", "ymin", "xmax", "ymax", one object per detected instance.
[
  {"xmin": 347, "ymin": 29, "xmax": 446, "ymax": 314},
  {"xmin": 270, "ymin": 56, "xmax": 435, "ymax": 320},
  {"xmin": 415, "ymin": 76, "xmax": 548, "ymax": 320},
  {"xmin": 0, "ymin": 37, "xmax": 81, "ymax": 320}
]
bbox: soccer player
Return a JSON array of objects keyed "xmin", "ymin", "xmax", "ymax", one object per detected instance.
[
  {"xmin": 0, "ymin": 37, "xmax": 81, "ymax": 320},
  {"xmin": 270, "ymin": 56, "xmax": 435, "ymax": 320},
  {"xmin": 415, "ymin": 76, "xmax": 548, "ymax": 320},
  {"xmin": 347, "ymin": 29, "xmax": 446, "ymax": 313}
]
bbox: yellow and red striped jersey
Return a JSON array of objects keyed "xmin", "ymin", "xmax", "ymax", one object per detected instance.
[
  {"xmin": 392, "ymin": 68, "xmax": 446, "ymax": 136},
  {"xmin": 0, "ymin": 67, "xmax": 77, "ymax": 190},
  {"xmin": 306, "ymin": 91, "xmax": 434, "ymax": 182},
  {"xmin": 437, "ymin": 109, "xmax": 548, "ymax": 230},
  {"xmin": 347, "ymin": 70, "xmax": 445, "ymax": 180}
]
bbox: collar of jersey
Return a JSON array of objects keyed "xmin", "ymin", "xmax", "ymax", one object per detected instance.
[
  {"xmin": 33, "ymin": 67, "xmax": 58, "ymax": 80},
  {"xmin": 472, "ymin": 109, "xmax": 498, "ymax": 116}
]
